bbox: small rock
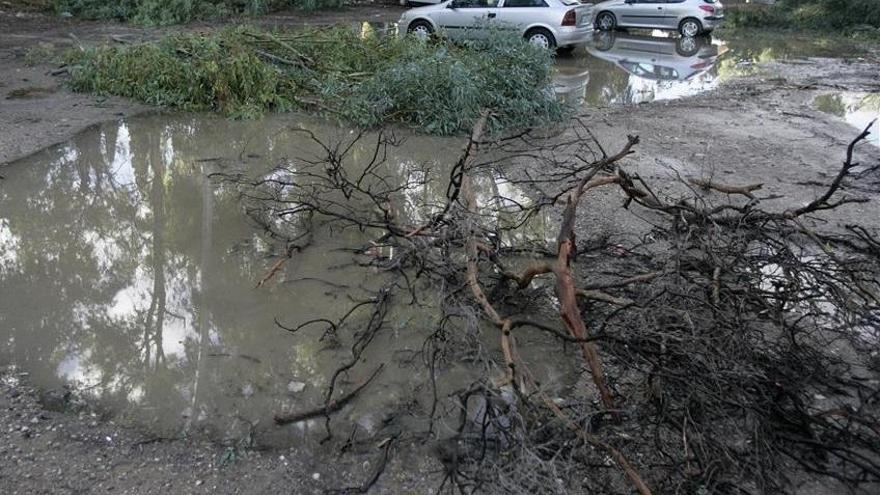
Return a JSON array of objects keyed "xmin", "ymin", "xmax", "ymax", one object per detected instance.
[
  {"xmin": 311, "ymin": 473, "xmax": 320, "ymax": 481},
  {"xmin": 287, "ymin": 381, "xmax": 306, "ymax": 394},
  {"xmin": 195, "ymin": 480, "xmax": 204, "ymax": 486},
  {"xmin": 242, "ymin": 384, "xmax": 255, "ymax": 398}
]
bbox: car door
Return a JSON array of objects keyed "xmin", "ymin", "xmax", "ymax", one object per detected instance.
[
  {"xmin": 619, "ymin": 0, "xmax": 666, "ymax": 29},
  {"xmin": 435, "ymin": 0, "xmax": 500, "ymax": 40},
  {"xmin": 662, "ymin": 0, "xmax": 688, "ymax": 28},
  {"xmin": 495, "ymin": 0, "xmax": 549, "ymax": 36}
]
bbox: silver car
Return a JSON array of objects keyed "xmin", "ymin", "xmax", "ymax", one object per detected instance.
[
  {"xmin": 592, "ymin": 0, "xmax": 724, "ymax": 37},
  {"xmin": 399, "ymin": 0, "xmax": 595, "ymax": 50}
]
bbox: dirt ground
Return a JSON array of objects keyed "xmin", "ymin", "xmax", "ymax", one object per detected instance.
[{"xmin": 1, "ymin": 4, "xmax": 880, "ymax": 494}]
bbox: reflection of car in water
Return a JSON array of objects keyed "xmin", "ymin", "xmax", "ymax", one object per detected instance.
[
  {"xmin": 553, "ymin": 54, "xmax": 591, "ymax": 104},
  {"xmin": 586, "ymin": 31, "xmax": 724, "ymax": 82}
]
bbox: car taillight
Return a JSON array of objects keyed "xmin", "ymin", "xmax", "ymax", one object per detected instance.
[
  {"xmin": 562, "ymin": 9, "xmax": 576, "ymax": 26},
  {"xmin": 699, "ymin": 5, "xmax": 715, "ymax": 13}
]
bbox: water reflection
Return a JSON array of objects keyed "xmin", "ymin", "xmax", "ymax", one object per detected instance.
[
  {"xmin": 814, "ymin": 92, "xmax": 880, "ymax": 147},
  {"xmin": 576, "ymin": 30, "xmax": 726, "ymax": 104},
  {"xmin": 0, "ymin": 114, "xmax": 555, "ymax": 444},
  {"xmin": 554, "ymin": 28, "xmax": 867, "ymax": 107}
]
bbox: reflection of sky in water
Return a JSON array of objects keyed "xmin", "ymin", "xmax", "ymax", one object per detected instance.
[
  {"xmin": 109, "ymin": 123, "xmax": 134, "ymax": 185},
  {"xmin": 0, "ymin": 219, "xmax": 20, "ymax": 271},
  {"xmin": 0, "ymin": 114, "xmax": 499, "ymax": 444},
  {"xmin": 624, "ymin": 67, "xmax": 719, "ymax": 104}
]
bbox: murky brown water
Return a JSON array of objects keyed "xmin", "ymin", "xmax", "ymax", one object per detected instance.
[{"xmin": 0, "ymin": 113, "xmax": 564, "ymax": 445}]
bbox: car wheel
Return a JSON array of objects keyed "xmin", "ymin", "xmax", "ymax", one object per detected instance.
[
  {"xmin": 525, "ymin": 28, "xmax": 556, "ymax": 50},
  {"xmin": 595, "ymin": 12, "xmax": 616, "ymax": 31},
  {"xmin": 675, "ymin": 36, "xmax": 700, "ymax": 57},
  {"xmin": 593, "ymin": 31, "xmax": 615, "ymax": 51},
  {"xmin": 679, "ymin": 18, "xmax": 702, "ymax": 37},
  {"xmin": 407, "ymin": 20, "xmax": 434, "ymax": 40}
]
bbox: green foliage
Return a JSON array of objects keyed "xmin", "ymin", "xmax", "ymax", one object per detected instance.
[
  {"xmin": 54, "ymin": 0, "xmax": 346, "ymax": 24},
  {"xmin": 65, "ymin": 29, "xmax": 294, "ymax": 117},
  {"xmin": 344, "ymin": 31, "xmax": 564, "ymax": 135},
  {"xmin": 63, "ymin": 27, "xmax": 565, "ymax": 134},
  {"xmin": 725, "ymin": 0, "xmax": 880, "ymax": 31}
]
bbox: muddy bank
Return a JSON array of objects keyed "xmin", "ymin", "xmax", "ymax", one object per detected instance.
[{"xmin": 0, "ymin": 365, "xmax": 439, "ymax": 494}]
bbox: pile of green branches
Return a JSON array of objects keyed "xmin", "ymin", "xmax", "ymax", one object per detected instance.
[
  {"xmin": 53, "ymin": 0, "xmax": 344, "ymax": 25},
  {"xmin": 64, "ymin": 26, "xmax": 566, "ymax": 134}
]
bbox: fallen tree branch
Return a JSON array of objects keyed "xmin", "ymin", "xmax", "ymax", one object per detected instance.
[
  {"xmin": 689, "ymin": 178, "xmax": 763, "ymax": 199},
  {"xmin": 274, "ymin": 364, "xmax": 384, "ymax": 425}
]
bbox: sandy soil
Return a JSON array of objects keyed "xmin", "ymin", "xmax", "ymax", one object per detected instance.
[{"xmin": 1, "ymin": 5, "xmax": 879, "ymax": 494}]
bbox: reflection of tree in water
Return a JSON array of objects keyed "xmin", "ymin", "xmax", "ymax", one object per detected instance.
[
  {"xmin": 580, "ymin": 56, "xmax": 634, "ymax": 107},
  {"xmin": 0, "ymin": 119, "xmax": 274, "ymax": 436},
  {"xmin": 0, "ymin": 115, "xmax": 474, "ymax": 442},
  {"xmin": 0, "ymin": 131, "xmax": 139, "ymax": 383},
  {"xmin": 814, "ymin": 93, "xmax": 847, "ymax": 117}
]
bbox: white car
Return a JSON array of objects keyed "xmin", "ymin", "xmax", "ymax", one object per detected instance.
[{"xmin": 399, "ymin": 0, "xmax": 595, "ymax": 51}]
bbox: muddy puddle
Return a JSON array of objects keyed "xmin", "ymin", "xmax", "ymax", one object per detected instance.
[
  {"xmin": 0, "ymin": 113, "xmax": 564, "ymax": 446},
  {"xmin": 553, "ymin": 29, "xmax": 868, "ymax": 106}
]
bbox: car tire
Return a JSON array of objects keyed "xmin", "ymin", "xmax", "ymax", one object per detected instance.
[
  {"xmin": 525, "ymin": 28, "xmax": 556, "ymax": 50},
  {"xmin": 593, "ymin": 31, "xmax": 615, "ymax": 51},
  {"xmin": 679, "ymin": 18, "xmax": 702, "ymax": 37},
  {"xmin": 595, "ymin": 12, "xmax": 616, "ymax": 31},
  {"xmin": 407, "ymin": 20, "xmax": 434, "ymax": 40},
  {"xmin": 675, "ymin": 36, "xmax": 701, "ymax": 57}
]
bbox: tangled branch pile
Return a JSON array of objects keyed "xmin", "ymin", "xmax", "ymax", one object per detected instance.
[
  {"xmin": 220, "ymin": 118, "xmax": 880, "ymax": 493},
  {"xmin": 64, "ymin": 27, "xmax": 564, "ymax": 132}
]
